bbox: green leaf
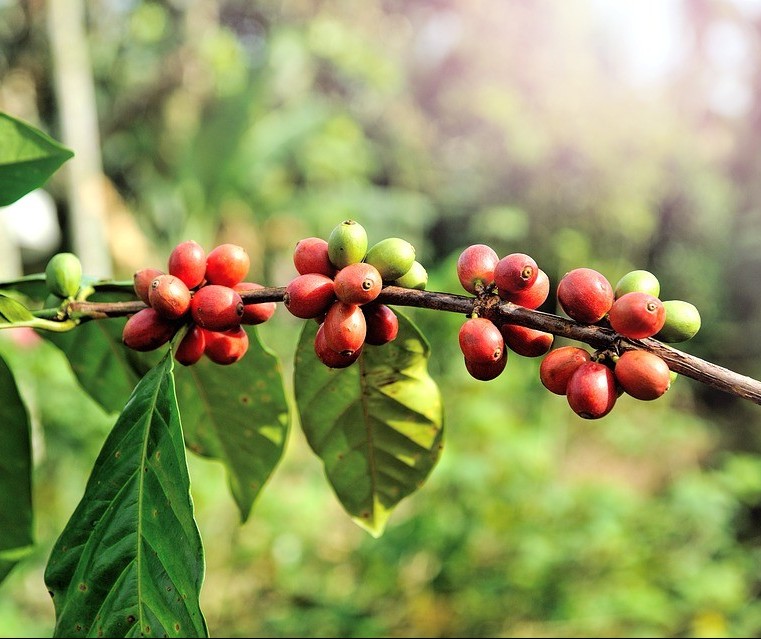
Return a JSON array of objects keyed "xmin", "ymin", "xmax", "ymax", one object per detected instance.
[
  {"xmin": 0, "ymin": 354, "xmax": 33, "ymax": 586},
  {"xmin": 174, "ymin": 327, "xmax": 290, "ymax": 523},
  {"xmin": 293, "ymin": 309, "xmax": 444, "ymax": 537},
  {"xmin": 0, "ymin": 112, "xmax": 74, "ymax": 206},
  {"xmin": 0, "ymin": 293, "xmax": 34, "ymax": 324},
  {"xmin": 44, "ymin": 353, "xmax": 207, "ymax": 638},
  {"xmin": 43, "ymin": 318, "xmax": 163, "ymax": 414}
]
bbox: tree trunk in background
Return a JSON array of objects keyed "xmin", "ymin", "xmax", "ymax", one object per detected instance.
[{"xmin": 46, "ymin": 0, "xmax": 112, "ymax": 278}]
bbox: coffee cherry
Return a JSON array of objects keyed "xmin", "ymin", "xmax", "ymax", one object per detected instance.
[
  {"xmin": 45, "ymin": 252, "xmax": 82, "ymax": 299},
  {"xmin": 174, "ymin": 325, "xmax": 206, "ymax": 366},
  {"xmin": 322, "ymin": 301, "xmax": 367, "ymax": 356},
  {"xmin": 363, "ymin": 303, "xmax": 399, "ymax": 346},
  {"xmin": 233, "ymin": 282, "xmax": 277, "ymax": 325},
  {"xmin": 614, "ymin": 350, "xmax": 671, "ymax": 400},
  {"xmin": 327, "ymin": 219, "xmax": 368, "ymax": 269},
  {"xmin": 333, "ymin": 262, "xmax": 383, "ymax": 305},
  {"xmin": 539, "ymin": 346, "xmax": 592, "ymax": 395},
  {"xmin": 499, "ymin": 323, "xmax": 554, "ymax": 358},
  {"xmin": 205, "ymin": 243, "xmax": 250, "ymax": 287},
  {"xmin": 494, "ymin": 252, "xmax": 538, "ymax": 294},
  {"xmin": 168, "ymin": 240, "xmax": 206, "ymax": 289},
  {"xmin": 314, "ymin": 322, "xmax": 362, "ymax": 368},
  {"xmin": 293, "ymin": 237, "xmax": 336, "ymax": 277},
  {"xmin": 557, "ymin": 268, "xmax": 614, "ymax": 324},
  {"xmin": 456, "ymin": 244, "xmax": 499, "ymax": 294},
  {"xmin": 608, "ymin": 292, "xmax": 666, "ymax": 340},
  {"xmin": 499, "ymin": 268, "xmax": 550, "ymax": 309},
  {"xmin": 133, "ymin": 267, "xmax": 164, "ymax": 305},
  {"xmin": 393, "ymin": 260, "xmax": 428, "ymax": 290},
  {"xmin": 566, "ymin": 361, "xmax": 617, "ymax": 419},
  {"xmin": 190, "ymin": 284, "xmax": 244, "ymax": 332},
  {"xmin": 122, "ymin": 307, "xmax": 179, "ymax": 352},
  {"xmin": 458, "ymin": 317, "xmax": 504, "ymax": 364},
  {"xmin": 283, "ymin": 273, "xmax": 336, "ymax": 319},
  {"xmin": 204, "ymin": 326, "xmax": 249, "ymax": 365},
  {"xmin": 614, "ymin": 269, "xmax": 660, "ymax": 299},
  {"xmin": 364, "ymin": 237, "xmax": 416, "ymax": 282},
  {"xmin": 464, "ymin": 348, "xmax": 507, "ymax": 381},
  {"xmin": 655, "ymin": 300, "xmax": 701, "ymax": 343},
  {"xmin": 148, "ymin": 274, "xmax": 191, "ymax": 320}
]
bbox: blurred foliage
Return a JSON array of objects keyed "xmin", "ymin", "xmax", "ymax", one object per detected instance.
[{"xmin": 3, "ymin": 0, "xmax": 761, "ymax": 636}]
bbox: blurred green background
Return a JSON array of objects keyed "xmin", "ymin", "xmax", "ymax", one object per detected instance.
[{"xmin": 3, "ymin": 0, "xmax": 761, "ymax": 636}]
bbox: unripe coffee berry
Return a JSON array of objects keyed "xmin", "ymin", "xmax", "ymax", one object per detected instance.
[
  {"xmin": 539, "ymin": 346, "xmax": 592, "ymax": 395},
  {"xmin": 557, "ymin": 268, "xmax": 614, "ymax": 324},
  {"xmin": 122, "ymin": 307, "xmax": 179, "ymax": 352},
  {"xmin": 323, "ymin": 301, "xmax": 367, "ymax": 356},
  {"xmin": 174, "ymin": 325, "xmax": 206, "ymax": 366},
  {"xmin": 205, "ymin": 243, "xmax": 250, "ymax": 287},
  {"xmin": 566, "ymin": 361, "xmax": 617, "ymax": 419},
  {"xmin": 364, "ymin": 237, "xmax": 416, "ymax": 282},
  {"xmin": 393, "ymin": 260, "xmax": 428, "ymax": 290},
  {"xmin": 234, "ymin": 282, "xmax": 277, "ymax": 325},
  {"xmin": 655, "ymin": 300, "xmax": 702, "ymax": 343},
  {"xmin": 204, "ymin": 326, "xmax": 249, "ymax": 365},
  {"xmin": 363, "ymin": 303, "xmax": 399, "ymax": 346},
  {"xmin": 327, "ymin": 220, "xmax": 368, "ymax": 269},
  {"xmin": 293, "ymin": 237, "xmax": 336, "ymax": 277},
  {"xmin": 190, "ymin": 284, "xmax": 244, "ymax": 332},
  {"xmin": 458, "ymin": 317, "xmax": 504, "ymax": 364},
  {"xmin": 168, "ymin": 240, "xmax": 206, "ymax": 289},
  {"xmin": 457, "ymin": 244, "xmax": 499, "ymax": 294},
  {"xmin": 499, "ymin": 268, "xmax": 550, "ymax": 309},
  {"xmin": 614, "ymin": 269, "xmax": 660, "ymax": 299},
  {"xmin": 494, "ymin": 252, "xmax": 538, "ymax": 294},
  {"xmin": 333, "ymin": 262, "xmax": 383, "ymax": 305},
  {"xmin": 614, "ymin": 350, "xmax": 671, "ymax": 400},
  {"xmin": 45, "ymin": 252, "xmax": 82, "ymax": 299},
  {"xmin": 284, "ymin": 273, "xmax": 336, "ymax": 319},
  {"xmin": 134, "ymin": 267, "xmax": 164, "ymax": 305},
  {"xmin": 608, "ymin": 292, "xmax": 666, "ymax": 340},
  {"xmin": 148, "ymin": 274, "xmax": 191, "ymax": 320}
]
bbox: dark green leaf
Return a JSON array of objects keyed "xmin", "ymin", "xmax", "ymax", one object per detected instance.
[
  {"xmin": 43, "ymin": 318, "xmax": 163, "ymax": 414},
  {"xmin": 44, "ymin": 353, "xmax": 207, "ymax": 638},
  {"xmin": 0, "ymin": 293, "xmax": 34, "ymax": 324},
  {"xmin": 174, "ymin": 327, "xmax": 290, "ymax": 523},
  {"xmin": 0, "ymin": 354, "xmax": 33, "ymax": 586},
  {"xmin": 0, "ymin": 112, "xmax": 74, "ymax": 206},
  {"xmin": 294, "ymin": 310, "xmax": 444, "ymax": 537}
]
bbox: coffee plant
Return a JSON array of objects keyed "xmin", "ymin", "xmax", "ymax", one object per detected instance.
[{"xmin": 2, "ymin": 112, "xmax": 761, "ymax": 638}]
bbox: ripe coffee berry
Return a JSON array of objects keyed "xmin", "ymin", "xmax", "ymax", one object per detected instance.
[
  {"xmin": 499, "ymin": 323, "xmax": 554, "ymax": 358},
  {"xmin": 234, "ymin": 282, "xmax": 277, "ymax": 325},
  {"xmin": 205, "ymin": 243, "xmax": 250, "ymax": 287},
  {"xmin": 566, "ymin": 360, "xmax": 617, "ymax": 419},
  {"xmin": 174, "ymin": 325, "xmax": 206, "ymax": 366},
  {"xmin": 122, "ymin": 308, "xmax": 179, "ymax": 352},
  {"xmin": 168, "ymin": 240, "xmax": 206, "ymax": 289},
  {"xmin": 539, "ymin": 346, "xmax": 592, "ymax": 395},
  {"xmin": 314, "ymin": 322, "xmax": 362, "ymax": 368},
  {"xmin": 293, "ymin": 237, "xmax": 336, "ymax": 278},
  {"xmin": 614, "ymin": 350, "xmax": 671, "ymax": 400},
  {"xmin": 323, "ymin": 301, "xmax": 367, "ymax": 356},
  {"xmin": 148, "ymin": 274, "xmax": 191, "ymax": 320},
  {"xmin": 204, "ymin": 326, "xmax": 249, "ymax": 365},
  {"xmin": 284, "ymin": 273, "xmax": 336, "ymax": 319},
  {"xmin": 458, "ymin": 317, "xmax": 504, "ymax": 364},
  {"xmin": 464, "ymin": 349, "xmax": 507, "ymax": 381},
  {"xmin": 557, "ymin": 268, "xmax": 614, "ymax": 324},
  {"xmin": 190, "ymin": 284, "xmax": 245, "ymax": 332},
  {"xmin": 494, "ymin": 252, "xmax": 538, "ymax": 294},
  {"xmin": 133, "ymin": 267, "xmax": 164, "ymax": 305},
  {"xmin": 457, "ymin": 244, "xmax": 499, "ymax": 294},
  {"xmin": 608, "ymin": 292, "xmax": 666, "ymax": 340},
  {"xmin": 333, "ymin": 262, "xmax": 383, "ymax": 305},
  {"xmin": 363, "ymin": 303, "xmax": 399, "ymax": 346},
  {"xmin": 499, "ymin": 268, "xmax": 550, "ymax": 309}
]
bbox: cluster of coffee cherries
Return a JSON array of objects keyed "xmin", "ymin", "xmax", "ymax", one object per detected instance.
[
  {"xmin": 456, "ymin": 244, "xmax": 554, "ymax": 381},
  {"xmin": 539, "ymin": 267, "xmax": 701, "ymax": 419},
  {"xmin": 123, "ymin": 241, "xmax": 276, "ymax": 366},
  {"xmin": 284, "ymin": 219, "xmax": 428, "ymax": 368}
]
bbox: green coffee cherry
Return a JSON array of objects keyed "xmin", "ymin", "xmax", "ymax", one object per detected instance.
[
  {"xmin": 614, "ymin": 269, "xmax": 660, "ymax": 299},
  {"xmin": 364, "ymin": 237, "xmax": 415, "ymax": 282},
  {"xmin": 45, "ymin": 252, "xmax": 82, "ymax": 298},
  {"xmin": 393, "ymin": 260, "xmax": 427, "ymax": 290},
  {"xmin": 655, "ymin": 300, "xmax": 701, "ymax": 343},
  {"xmin": 327, "ymin": 220, "xmax": 368, "ymax": 269}
]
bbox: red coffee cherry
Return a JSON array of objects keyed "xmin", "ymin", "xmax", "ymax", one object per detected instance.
[
  {"xmin": 333, "ymin": 262, "xmax": 383, "ymax": 305},
  {"xmin": 539, "ymin": 346, "xmax": 592, "ymax": 395},
  {"xmin": 363, "ymin": 303, "xmax": 399, "ymax": 346},
  {"xmin": 458, "ymin": 317, "xmax": 504, "ymax": 364},
  {"xmin": 122, "ymin": 307, "xmax": 179, "ymax": 352},
  {"xmin": 293, "ymin": 237, "xmax": 336, "ymax": 278},
  {"xmin": 204, "ymin": 326, "xmax": 249, "ymax": 365},
  {"xmin": 499, "ymin": 323, "xmax": 554, "ymax": 358},
  {"xmin": 205, "ymin": 243, "xmax": 250, "ymax": 287},
  {"xmin": 557, "ymin": 268, "xmax": 614, "ymax": 324},
  {"xmin": 233, "ymin": 282, "xmax": 277, "ymax": 325},
  {"xmin": 284, "ymin": 273, "xmax": 336, "ymax": 319},
  {"xmin": 323, "ymin": 301, "xmax": 367, "ymax": 356},
  {"xmin": 457, "ymin": 244, "xmax": 499, "ymax": 294},
  {"xmin": 168, "ymin": 240, "xmax": 206, "ymax": 289},
  {"xmin": 614, "ymin": 350, "xmax": 671, "ymax": 400},
  {"xmin": 494, "ymin": 253, "xmax": 538, "ymax": 294},
  {"xmin": 464, "ymin": 349, "xmax": 507, "ymax": 381},
  {"xmin": 314, "ymin": 322, "xmax": 362, "ymax": 368},
  {"xmin": 566, "ymin": 361, "xmax": 617, "ymax": 419},
  {"xmin": 133, "ymin": 267, "xmax": 164, "ymax": 305},
  {"xmin": 499, "ymin": 268, "xmax": 550, "ymax": 309},
  {"xmin": 174, "ymin": 324, "xmax": 206, "ymax": 366},
  {"xmin": 148, "ymin": 274, "xmax": 191, "ymax": 320},
  {"xmin": 190, "ymin": 284, "xmax": 244, "ymax": 332},
  {"xmin": 608, "ymin": 292, "xmax": 666, "ymax": 340}
]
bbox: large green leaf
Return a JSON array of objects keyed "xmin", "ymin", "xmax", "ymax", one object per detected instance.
[
  {"xmin": 293, "ymin": 309, "xmax": 444, "ymax": 537},
  {"xmin": 174, "ymin": 327, "xmax": 290, "ymax": 523},
  {"xmin": 0, "ymin": 293, "xmax": 34, "ymax": 324},
  {"xmin": 0, "ymin": 355, "xmax": 33, "ymax": 585},
  {"xmin": 44, "ymin": 353, "xmax": 207, "ymax": 638},
  {"xmin": 0, "ymin": 112, "xmax": 74, "ymax": 206},
  {"xmin": 43, "ymin": 318, "xmax": 162, "ymax": 414}
]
